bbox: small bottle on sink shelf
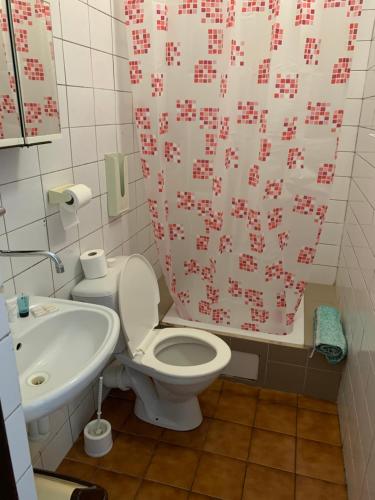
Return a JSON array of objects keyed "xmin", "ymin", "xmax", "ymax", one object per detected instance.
[{"xmin": 17, "ymin": 293, "xmax": 29, "ymax": 318}]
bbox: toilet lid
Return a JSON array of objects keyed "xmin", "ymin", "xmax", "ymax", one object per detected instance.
[{"xmin": 118, "ymin": 254, "xmax": 160, "ymax": 357}]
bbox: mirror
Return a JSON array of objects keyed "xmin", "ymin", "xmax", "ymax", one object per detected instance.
[
  {"xmin": 0, "ymin": 0, "xmax": 24, "ymax": 147},
  {"xmin": 0, "ymin": 0, "xmax": 60, "ymax": 149}
]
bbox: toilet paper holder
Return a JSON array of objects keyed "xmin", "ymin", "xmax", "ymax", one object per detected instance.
[{"xmin": 48, "ymin": 184, "xmax": 75, "ymax": 204}]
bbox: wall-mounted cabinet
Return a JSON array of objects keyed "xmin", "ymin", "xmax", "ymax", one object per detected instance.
[{"xmin": 0, "ymin": 0, "xmax": 60, "ymax": 148}]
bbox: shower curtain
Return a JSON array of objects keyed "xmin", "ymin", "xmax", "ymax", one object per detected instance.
[{"xmin": 124, "ymin": 0, "xmax": 362, "ymax": 335}]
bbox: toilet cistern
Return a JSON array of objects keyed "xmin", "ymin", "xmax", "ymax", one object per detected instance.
[{"xmin": 0, "ymin": 250, "xmax": 65, "ymax": 273}]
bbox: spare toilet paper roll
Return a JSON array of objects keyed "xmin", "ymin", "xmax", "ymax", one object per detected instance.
[
  {"xmin": 80, "ymin": 249, "xmax": 108, "ymax": 279},
  {"xmin": 60, "ymin": 184, "xmax": 92, "ymax": 231}
]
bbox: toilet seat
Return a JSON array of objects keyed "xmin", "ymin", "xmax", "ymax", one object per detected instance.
[
  {"xmin": 140, "ymin": 327, "xmax": 230, "ymax": 380},
  {"xmin": 118, "ymin": 255, "xmax": 231, "ymax": 382}
]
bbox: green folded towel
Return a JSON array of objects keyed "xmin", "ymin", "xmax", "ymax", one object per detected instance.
[{"xmin": 313, "ymin": 305, "xmax": 347, "ymax": 365}]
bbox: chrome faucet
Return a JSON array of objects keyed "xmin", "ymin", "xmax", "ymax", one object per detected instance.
[{"xmin": 0, "ymin": 250, "xmax": 65, "ymax": 273}]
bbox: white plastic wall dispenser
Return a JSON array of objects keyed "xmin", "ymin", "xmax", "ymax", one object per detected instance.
[{"xmin": 105, "ymin": 153, "xmax": 130, "ymax": 217}]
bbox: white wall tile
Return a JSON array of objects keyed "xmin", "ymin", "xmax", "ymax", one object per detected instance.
[
  {"xmin": 112, "ymin": 18, "xmax": 128, "ymax": 59},
  {"xmin": 60, "ymin": 0, "xmax": 90, "ymax": 46},
  {"xmin": 327, "ymin": 200, "xmax": 347, "ymax": 223},
  {"xmin": 103, "ymin": 217, "xmax": 123, "ymax": 253},
  {"xmin": 320, "ymin": 223, "xmax": 344, "ymax": 246},
  {"xmin": 115, "ymin": 91, "xmax": 132, "ymax": 124},
  {"xmin": 0, "ymin": 335, "xmax": 21, "ymax": 419},
  {"xmin": 91, "ymin": 50, "xmax": 114, "ymax": 89},
  {"xmin": 352, "ymin": 41, "xmax": 371, "ymax": 70},
  {"xmin": 88, "ymin": 0, "xmax": 111, "ymax": 14},
  {"xmin": 336, "ymin": 152, "xmax": 354, "ymax": 177},
  {"xmin": 315, "ymin": 244, "xmax": 340, "ymax": 266},
  {"xmin": 117, "ymin": 124, "xmax": 134, "ymax": 155},
  {"xmin": 57, "ymin": 85, "xmax": 68, "ymax": 128},
  {"xmin": 49, "ymin": 0, "xmax": 61, "ymax": 39},
  {"xmin": 5, "ymin": 406, "xmax": 32, "ymax": 481},
  {"xmin": 17, "ymin": 467, "xmax": 37, "ymax": 500},
  {"xmin": 1, "ymin": 177, "xmax": 45, "ymax": 232},
  {"xmin": 0, "ymin": 235, "xmax": 12, "ymax": 286},
  {"xmin": 309, "ymin": 265, "xmax": 337, "ymax": 285},
  {"xmin": 114, "ymin": 56, "xmax": 131, "ymax": 91},
  {"xmin": 39, "ymin": 128, "xmax": 72, "ymax": 174},
  {"xmin": 8, "ymin": 220, "xmax": 49, "ymax": 275},
  {"xmin": 14, "ymin": 259, "xmax": 54, "ymax": 297},
  {"xmin": 53, "ymin": 38, "xmax": 65, "ymax": 84},
  {"xmin": 64, "ymin": 42, "xmax": 92, "ymax": 87},
  {"xmin": 89, "ymin": 8, "xmax": 112, "ymax": 53},
  {"xmin": 331, "ymin": 176, "xmax": 351, "ymax": 201},
  {"xmin": 67, "ymin": 86, "xmax": 95, "ymax": 127},
  {"xmin": 79, "ymin": 228, "xmax": 104, "ymax": 253},
  {"xmin": 0, "ymin": 147, "xmax": 39, "ymax": 185},
  {"xmin": 70, "ymin": 127, "xmax": 98, "ymax": 166},
  {"xmin": 96, "ymin": 125, "xmax": 117, "ymax": 161},
  {"xmin": 94, "ymin": 89, "xmax": 116, "ymax": 125},
  {"xmin": 339, "ymin": 126, "xmax": 359, "ymax": 152}
]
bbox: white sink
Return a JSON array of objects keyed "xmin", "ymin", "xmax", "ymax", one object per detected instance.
[{"xmin": 12, "ymin": 296, "xmax": 120, "ymax": 423}]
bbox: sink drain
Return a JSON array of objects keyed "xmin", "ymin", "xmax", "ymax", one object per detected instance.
[{"xmin": 27, "ymin": 372, "xmax": 49, "ymax": 387}]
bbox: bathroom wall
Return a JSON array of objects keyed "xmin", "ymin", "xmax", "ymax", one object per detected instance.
[
  {"xmin": 337, "ymin": 2, "xmax": 375, "ymax": 498},
  {"xmin": 310, "ymin": 3, "xmax": 375, "ymax": 285},
  {"xmin": 0, "ymin": 0, "xmax": 158, "ymax": 472},
  {"xmin": 0, "ymin": 294, "xmax": 36, "ymax": 499}
]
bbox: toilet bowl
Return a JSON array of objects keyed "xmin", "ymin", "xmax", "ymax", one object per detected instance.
[{"xmin": 72, "ymin": 254, "xmax": 231, "ymax": 431}]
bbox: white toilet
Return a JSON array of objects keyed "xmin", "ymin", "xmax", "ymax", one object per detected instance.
[{"xmin": 72, "ymin": 255, "xmax": 231, "ymax": 431}]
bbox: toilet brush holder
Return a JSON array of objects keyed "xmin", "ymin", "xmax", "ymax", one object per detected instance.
[{"xmin": 84, "ymin": 419, "xmax": 112, "ymax": 458}]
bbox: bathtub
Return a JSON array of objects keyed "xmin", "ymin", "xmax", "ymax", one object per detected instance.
[{"xmin": 162, "ymin": 297, "xmax": 305, "ymax": 347}]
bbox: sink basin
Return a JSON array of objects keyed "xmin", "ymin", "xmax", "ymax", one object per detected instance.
[{"xmin": 12, "ymin": 296, "xmax": 120, "ymax": 423}]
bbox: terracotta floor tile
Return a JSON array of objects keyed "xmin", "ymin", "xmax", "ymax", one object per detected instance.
[
  {"xmin": 254, "ymin": 401, "xmax": 297, "ymax": 436},
  {"xmin": 243, "ymin": 463, "xmax": 295, "ymax": 500},
  {"xmin": 66, "ymin": 435, "xmax": 100, "ymax": 466},
  {"xmin": 192, "ymin": 453, "xmax": 246, "ymax": 500},
  {"xmin": 97, "ymin": 433, "xmax": 156, "ymax": 477},
  {"xmin": 56, "ymin": 459, "xmax": 96, "ymax": 482},
  {"xmin": 214, "ymin": 393, "xmax": 257, "ymax": 426},
  {"xmin": 189, "ymin": 494, "xmax": 218, "ymax": 500},
  {"xmin": 297, "ymin": 409, "xmax": 341, "ymax": 446},
  {"xmin": 122, "ymin": 413, "xmax": 164, "ymax": 439},
  {"xmin": 145, "ymin": 442, "xmax": 200, "ymax": 489},
  {"xmin": 296, "ymin": 438, "xmax": 346, "ymax": 484},
  {"xmin": 259, "ymin": 388, "xmax": 297, "ymax": 406},
  {"xmin": 199, "ymin": 389, "xmax": 221, "ymax": 418},
  {"xmin": 101, "ymin": 397, "xmax": 133, "ymax": 431},
  {"xmin": 135, "ymin": 480, "xmax": 189, "ymax": 499},
  {"xmin": 91, "ymin": 469, "xmax": 141, "ymax": 500},
  {"xmin": 222, "ymin": 380, "xmax": 259, "ymax": 398},
  {"xmin": 204, "ymin": 419, "xmax": 252, "ymax": 460},
  {"xmin": 249, "ymin": 429, "xmax": 295, "ymax": 473},
  {"xmin": 161, "ymin": 419, "xmax": 210, "ymax": 449},
  {"xmin": 296, "ymin": 475, "xmax": 348, "ymax": 500},
  {"xmin": 208, "ymin": 379, "xmax": 223, "ymax": 392},
  {"xmin": 298, "ymin": 395, "xmax": 338, "ymax": 415}
]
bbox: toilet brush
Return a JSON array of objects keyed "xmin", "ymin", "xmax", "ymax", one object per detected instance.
[
  {"xmin": 84, "ymin": 376, "xmax": 113, "ymax": 457},
  {"xmin": 94, "ymin": 376, "xmax": 104, "ymax": 435}
]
